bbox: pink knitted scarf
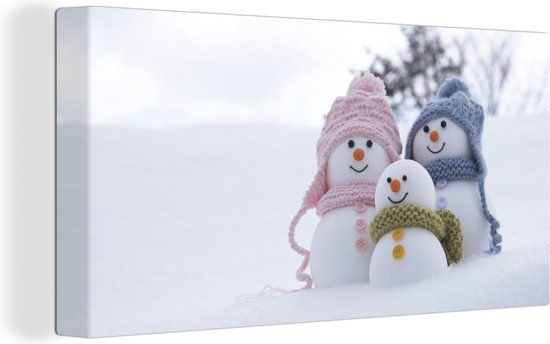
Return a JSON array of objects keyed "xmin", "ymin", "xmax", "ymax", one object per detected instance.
[
  {"xmin": 316, "ymin": 181, "xmax": 376, "ymax": 216},
  {"xmin": 288, "ymin": 180, "xmax": 376, "ymax": 290}
]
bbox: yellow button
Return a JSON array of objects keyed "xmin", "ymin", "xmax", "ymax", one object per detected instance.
[
  {"xmin": 392, "ymin": 228, "xmax": 404, "ymax": 241},
  {"xmin": 392, "ymin": 244, "xmax": 405, "ymax": 260}
]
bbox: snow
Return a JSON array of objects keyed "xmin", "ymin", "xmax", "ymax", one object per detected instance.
[{"xmin": 58, "ymin": 114, "xmax": 548, "ymax": 337}]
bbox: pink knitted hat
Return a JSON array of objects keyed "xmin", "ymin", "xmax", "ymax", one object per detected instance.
[{"xmin": 289, "ymin": 72, "xmax": 402, "ymax": 289}]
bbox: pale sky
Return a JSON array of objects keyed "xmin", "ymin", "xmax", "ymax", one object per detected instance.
[{"xmin": 58, "ymin": 7, "xmax": 550, "ymax": 128}]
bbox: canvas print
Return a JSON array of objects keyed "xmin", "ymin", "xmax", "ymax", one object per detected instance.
[{"xmin": 56, "ymin": 6, "xmax": 550, "ymax": 337}]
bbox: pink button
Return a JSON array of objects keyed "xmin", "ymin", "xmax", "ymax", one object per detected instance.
[
  {"xmin": 354, "ymin": 202, "xmax": 367, "ymax": 213},
  {"xmin": 355, "ymin": 238, "xmax": 367, "ymax": 251},
  {"xmin": 355, "ymin": 219, "xmax": 367, "ymax": 231}
]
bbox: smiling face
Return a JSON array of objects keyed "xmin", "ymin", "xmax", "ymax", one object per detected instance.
[
  {"xmin": 327, "ymin": 136, "xmax": 391, "ymax": 189},
  {"xmin": 375, "ymin": 159, "xmax": 435, "ymax": 211},
  {"xmin": 412, "ymin": 117, "xmax": 472, "ymax": 166}
]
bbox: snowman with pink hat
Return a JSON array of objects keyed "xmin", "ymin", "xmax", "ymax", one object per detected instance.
[{"xmin": 289, "ymin": 72, "xmax": 402, "ymax": 289}]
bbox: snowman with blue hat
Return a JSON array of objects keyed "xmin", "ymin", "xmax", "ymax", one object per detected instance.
[{"xmin": 405, "ymin": 78, "xmax": 502, "ymax": 256}]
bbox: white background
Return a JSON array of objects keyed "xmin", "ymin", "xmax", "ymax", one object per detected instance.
[{"xmin": 0, "ymin": 0, "xmax": 549, "ymax": 343}]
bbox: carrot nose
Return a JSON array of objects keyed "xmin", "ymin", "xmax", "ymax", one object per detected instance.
[
  {"xmin": 390, "ymin": 179, "xmax": 401, "ymax": 193},
  {"xmin": 430, "ymin": 130, "xmax": 439, "ymax": 142},
  {"xmin": 353, "ymin": 148, "xmax": 364, "ymax": 161}
]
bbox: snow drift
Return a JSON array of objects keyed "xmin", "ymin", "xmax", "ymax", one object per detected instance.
[{"xmin": 58, "ymin": 114, "xmax": 548, "ymax": 336}]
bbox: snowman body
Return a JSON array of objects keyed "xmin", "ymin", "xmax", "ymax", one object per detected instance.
[
  {"xmin": 369, "ymin": 227, "xmax": 447, "ymax": 288},
  {"xmin": 311, "ymin": 206, "xmax": 376, "ymax": 288},
  {"xmin": 412, "ymin": 117, "xmax": 491, "ymax": 256},
  {"xmin": 369, "ymin": 159, "xmax": 449, "ymax": 288},
  {"xmin": 435, "ymin": 180, "xmax": 490, "ymax": 256},
  {"xmin": 310, "ymin": 136, "xmax": 391, "ymax": 288}
]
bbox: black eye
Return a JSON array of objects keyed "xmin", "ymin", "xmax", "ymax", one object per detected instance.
[
  {"xmin": 402, "ymin": 175, "xmax": 407, "ymax": 181},
  {"xmin": 423, "ymin": 125, "xmax": 430, "ymax": 133},
  {"xmin": 348, "ymin": 140, "xmax": 355, "ymax": 148},
  {"xmin": 441, "ymin": 120, "xmax": 447, "ymax": 128},
  {"xmin": 386, "ymin": 177, "xmax": 392, "ymax": 183},
  {"xmin": 366, "ymin": 140, "xmax": 373, "ymax": 148}
]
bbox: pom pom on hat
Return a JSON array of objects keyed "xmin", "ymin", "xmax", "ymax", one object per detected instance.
[
  {"xmin": 347, "ymin": 72, "xmax": 386, "ymax": 96},
  {"xmin": 437, "ymin": 77, "xmax": 470, "ymax": 99}
]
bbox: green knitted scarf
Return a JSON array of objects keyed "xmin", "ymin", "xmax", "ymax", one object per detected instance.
[{"xmin": 370, "ymin": 204, "xmax": 463, "ymax": 265}]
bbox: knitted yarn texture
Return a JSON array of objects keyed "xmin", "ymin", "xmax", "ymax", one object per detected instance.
[
  {"xmin": 316, "ymin": 181, "xmax": 376, "ymax": 216},
  {"xmin": 370, "ymin": 204, "xmax": 463, "ymax": 265},
  {"xmin": 423, "ymin": 158, "xmax": 479, "ymax": 183}
]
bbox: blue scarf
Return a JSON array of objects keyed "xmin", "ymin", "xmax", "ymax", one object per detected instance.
[{"xmin": 424, "ymin": 157, "xmax": 502, "ymax": 254}]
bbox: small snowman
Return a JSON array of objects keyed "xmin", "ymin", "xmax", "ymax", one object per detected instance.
[
  {"xmin": 369, "ymin": 159, "xmax": 463, "ymax": 288},
  {"xmin": 288, "ymin": 72, "xmax": 402, "ymax": 289},
  {"xmin": 405, "ymin": 78, "xmax": 502, "ymax": 256}
]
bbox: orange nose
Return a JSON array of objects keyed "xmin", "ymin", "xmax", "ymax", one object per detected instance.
[
  {"xmin": 353, "ymin": 148, "xmax": 364, "ymax": 161},
  {"xmin": 390, "ymin": 179, "xmax": 401, "ymax": 193},
  {"xmin": 430, "ymin": 130, "xmax": 439, "ymax": 142}
]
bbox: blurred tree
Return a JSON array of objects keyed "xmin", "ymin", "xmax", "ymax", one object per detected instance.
[
  {"xmin": 357, "ymin": 26, "xmax": 550, "ymax": 119},
  {"xmin": 357, "ymin": 26, "xmax": 465, "ymax": 120},
  {"xmin": 463, "ymin": 32, "xmax": 513, "ymax": 116},
  {"xmin": 465, "ymin": 32, "xmax": 550, "ymax": 117},
  {"xmin": 515, "ymin": 62, "xmax": 550, "ymax": 117}
]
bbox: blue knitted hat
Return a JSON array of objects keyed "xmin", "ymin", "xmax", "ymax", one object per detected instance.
[{"xmin": 405, "ymin": 78, "xmax": 502, "ymax": 254}]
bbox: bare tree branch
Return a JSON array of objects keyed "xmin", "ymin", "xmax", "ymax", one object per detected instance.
[{"xmin": 355, "ymin": 26, "xmax": 465, "ymax": 121}]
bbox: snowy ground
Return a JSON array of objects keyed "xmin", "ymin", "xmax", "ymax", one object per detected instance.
[{"xmin": 59, "ymin": 114, "xmax": 548, "ymax": 336}]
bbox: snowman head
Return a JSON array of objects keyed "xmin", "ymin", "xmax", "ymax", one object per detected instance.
[
  {"xmin": 411, "ymin": 117, "xmax": 472, "ymax": 166},
  {"xmin": 405, "ymin": 78, "xmax": 486, "ymax": 172},
  {"xmin": 313, "ymin": 72, "xmax": 402, "ymax": 193},
  {"xmin": 375, "ymin": 159, "xmax": 435, "ymax": 211},
  {"xmin": 327, "ymin": 136, "xmax": 391, "ymax": 188}
]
